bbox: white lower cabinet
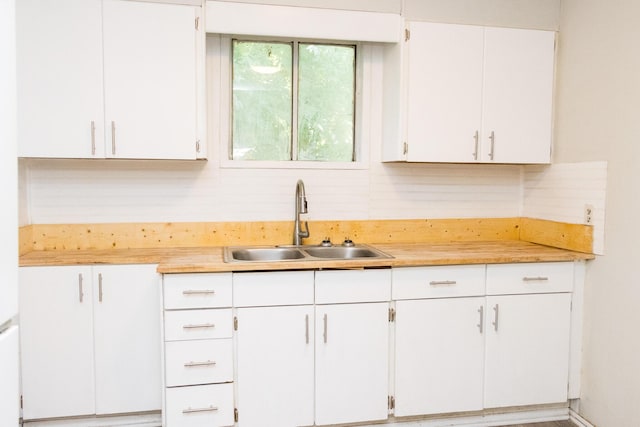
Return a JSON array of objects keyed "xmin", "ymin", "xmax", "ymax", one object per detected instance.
[
  {"xmin": 484, "ymin": 293, "xmax": 572, "ymax": 408},
  {"xmin": 234, "ymin": 271, "xmax": 315, "ymax": 427},
  {"xmin": 394, "ymin": 297, "xmax": 485, "ymax": 416},
  {"xmin": 392, "ymin": 262, "xmax": 575, "ymax": 418},
  {"xmin": 19, "ymin": 264, "xmax": 161, "ymax": 420},
  {"xmin": 162, "ymin": 273, "xmax": 234, "ymax": 427},
  {"xmin": 314, "ymin": 269, "xmax": 391, "ymax": 426},
  {"xmin": 314, "ymin": 301, "xmax": 390, "ymax": 425},
  {"xmin": 233, "ymin": 269, "xmax": 391, "ymax": 427}
]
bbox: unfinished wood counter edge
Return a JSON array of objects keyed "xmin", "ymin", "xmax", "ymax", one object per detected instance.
[{"xmin": 17, "ymin": 217, "xmax": 594, "ymax": 254}]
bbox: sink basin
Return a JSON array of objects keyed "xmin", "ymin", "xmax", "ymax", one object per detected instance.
[
  {"xmin": 223, "ymin": 244, "xmax": 392, "ymax": 262},
  {"xmin": 225, "ymin": 247, "xmax": 305, "ymax": 262},
  {"xmin": 303, "ymin": 246, "xmax": 391, "ymax": 259}
]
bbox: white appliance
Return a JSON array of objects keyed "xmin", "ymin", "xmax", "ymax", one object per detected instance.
[{"xmin": 0, "ymin": 0, "xmax": 21, "ymax": 425}]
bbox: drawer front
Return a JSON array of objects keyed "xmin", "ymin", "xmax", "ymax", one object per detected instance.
[
  {"xmin": 165, "ymin": 383, "xmax": 234, "ymax": 427},
  {"xmin": 392, "ymin": 265, "xmax": 486, "ymax": 300},
  {"xmin": 315, "ymin": 269, "xmax": 391, "ymax": 304},
  {"xmin": 164, "ymin": 309, "xmax": 233, "ymax": 341},
  {"xmin": 164, "ymin": 273, "xmax": 232, "ymax": 309},
  {"xmin": 233, "ymin": 270, "xmax": 314, "ymax": 307},
  {"xmin": 165, "ymin": 339, "xmax": 233, "ymax": 387},
  {"xmin": 486, "ymin": 262, "xmax": 574, "ymax": 295}
]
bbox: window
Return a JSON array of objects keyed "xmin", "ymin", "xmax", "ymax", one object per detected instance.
[{"xmin": 231, "ymin": 39, "xmax": 356, "ymax": 162}]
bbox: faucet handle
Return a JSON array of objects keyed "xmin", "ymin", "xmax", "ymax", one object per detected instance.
[{"xmin": 300, "ymin": 221, "xmax": 310, "ymax": 239}]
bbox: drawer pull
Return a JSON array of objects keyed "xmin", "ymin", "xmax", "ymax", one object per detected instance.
[
  {"xmin": 477, "ymin": 305, "xmax": 484, "ymax": 334},
  {"xmin": 429, "ymin": 280, "xmax": 457, "ymax": 286},
  {"xmin": 522, "ymin": 276, "xmax": 549, "ymax": 282},
  {"xmin": 182, "ymin": 405, "xmax": 218, "ymax": 414},
  {"xmin": 184, "ymin": 360, "xmax": 217, "ymax": 368},
  {"xmin": 183, "ymin": 323, "xmax": 216, "ymax": 330},
  {"xmin": 182, "ymin": 289, "xmax": 216, "ymax": 295}
]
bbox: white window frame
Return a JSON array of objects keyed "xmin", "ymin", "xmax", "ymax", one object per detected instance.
[{"xmin": 208, "ymin": 34, "xmax": 372, "ymax": 170}]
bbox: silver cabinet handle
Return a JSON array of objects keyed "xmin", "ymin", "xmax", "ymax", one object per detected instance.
[
  {"xmin": 492, "ymin": 304, "xmax": 499, "ymax": 332},
  {"xmin": 98, "ymin": 273, "xmax": 103, "ymax": 303},
  {"xmin": 472, "ymin": 130, "xmax": 479, "ymax": 160},
  {"xmin": 489, "ymin": 131, "xmax": 495, "ymax": 160},
  {"xmin": 523, "ymin": 276, "xmax": 549, "ymax": 282},
  {"xmin": 78, "ymin": 273, "xmax": 84, "ymax": 303},
  {"xmin": 305, "ymin": 314, "xmax": 309, "ymax": 344},
  {"xmin": 184, "ymin": 360, "xmax": 216, "ymax": 367},
  {"xmin": 323, "ymin": 313, "xmax": 328, "ymax": 343},
  {"xmin": 182, "ymin": 323, "xmax": 215, "ymax": 329},
  {"xmin": 111, "ymin": 121, "xmax": 116, "ymax": 155},
  {"xmin": 182, "ymin": 289, "xmax": 216, "ymax": 295},
  {"xmin": 477, "ymin": 305, "xmax": 484, "ymax": 333},
  {"xmin": 90, "ymin": 121, "xmax": 96, "ymax": 156},
  {"xmin": 182, "ymin": 405, "xmax": 218, "ymax": 414},
  {"xmin": 429, "ymin": 280, "xmax": 457, "ymax": 286}
]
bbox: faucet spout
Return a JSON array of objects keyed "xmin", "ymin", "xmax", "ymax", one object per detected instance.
[{"xmin": 293, "ymin": 179, "xmax": 310, "ymax": 246}]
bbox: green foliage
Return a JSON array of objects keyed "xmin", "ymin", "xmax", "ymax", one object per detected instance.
[{"xmin": 231, "ymin": 40, "xmax": 355, "ymax": 162}]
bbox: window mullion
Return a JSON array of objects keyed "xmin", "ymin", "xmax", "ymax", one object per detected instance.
[{"xmin": 291, "ymin": 41, "xmax": 299, "ymax": 161}]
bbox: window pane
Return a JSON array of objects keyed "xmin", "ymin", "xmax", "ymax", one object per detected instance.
[
  {"xmin": 232, "ymin": 41, "xmax": 292, "ymax": 160},
  {"xmin": 298, "ymin": 44, "xmax": 355, "ymax": 162}
]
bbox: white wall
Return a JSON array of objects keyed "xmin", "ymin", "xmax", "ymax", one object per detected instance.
[{"xmin": 554, "ymin": 0, "xmax": 640, "ymax": 425}]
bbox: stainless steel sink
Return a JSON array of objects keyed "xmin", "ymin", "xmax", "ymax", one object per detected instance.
[
  {"xmin": 302, "ymin": 245, "xmax": 391, "ymax": 259},
  {"xmin": 223, "ymin": 244, "xmax": 392, "ymax": 262},
  {"xmin": 225, "ymin": 247, "xmax": 305, "ymax": 262}
]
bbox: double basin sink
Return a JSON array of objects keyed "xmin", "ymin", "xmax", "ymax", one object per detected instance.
[{"xmin": 224, "ymin": 244, "xmax": 393, "ymax": 263}]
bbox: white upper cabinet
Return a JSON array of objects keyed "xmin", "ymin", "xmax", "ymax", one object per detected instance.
[
  {"xmin": 17, "ymin": 0, "xmax": 204, "ymax": 160},
  {"xmin": 383, "ymin": 22, "xmax": 555, "ymax": 164},
  {"xmin": 102, "ymin": 0, "xmax": 198, "ymax": 159},
  {"xmin": 16, "ymin": 0, "xmax": 104, "ymax": 158}
]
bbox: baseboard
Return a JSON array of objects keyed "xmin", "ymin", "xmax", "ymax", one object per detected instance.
[
  {"xmin": 22, "ymin": 413, "xmax": 161, "ymax": 427},
  {"xmin": 570, "ymin": 409, "xmax": 596, "ymax": 427}
]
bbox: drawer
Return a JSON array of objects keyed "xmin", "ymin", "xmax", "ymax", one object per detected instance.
[
  {"xmin": 164, "ymin": 273, "xmax": 232, "ymax": 309},
  {"xmin": 392, "ymin": 265, "xmax": 486, "ymax": 300},
  {"xmin": 164, "ymin": 309, "xmax": 233, "ymax": 341},
  {"xmin": 165, "ymin": 339, "xmax": 233, "ymax": 387},
  {"xmin": 233, "ymin": 270, "xmax": 314, "ymax": 307},
  {"xmin": 315, "ymin": 269, "xmax": 391, "ymax": 304},
  {"xmin": 165, "ymin": 383, "xmax": 234, "ymax": 427},
  {"xmin": 486, "ymin": 262, "xmax": 574, "ymax": 295}
]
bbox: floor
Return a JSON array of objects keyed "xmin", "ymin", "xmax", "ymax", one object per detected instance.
[{"xmin": 503, "ymin": 422, "xmax": 575, "ymax": 427}]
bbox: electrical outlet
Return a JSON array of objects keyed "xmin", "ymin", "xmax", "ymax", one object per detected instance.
[{"xmin": 584, "ymin": 204, "xmax": 594, "ymax": 224}]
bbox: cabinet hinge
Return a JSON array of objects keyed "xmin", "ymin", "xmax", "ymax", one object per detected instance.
[
  {"xmin": 388, "ymin": 395, "xmax": 395, "ymax": 410},
  {"xmin": 388, "ymin": 308, "xmax": 396, "ymax": 322},
  {"xmin": 403, "ymin": 142, "xmax": 408, "ymax": 156},
  {"xmin": 195, "ymin": 139, "xmax": 201, "ymax": 153},
  {"xmin": 404, "ymin": 28, "xmax": 410, "ymax": 42},
  {"xmin": 195, "ymin": 16, "xmax": 200, "ymax": 30},
  {"xmin": 234, "ymin": 316, "xmax": 238, "ymax": 331},
  {"xmin": 234, "ymin": 408, "xmax": 239, "ymax": 422}
]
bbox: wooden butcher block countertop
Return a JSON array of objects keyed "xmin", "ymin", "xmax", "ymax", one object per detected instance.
[{"xmin": 19, "ymin": 240, "xmax": 595, "ymax": 273}]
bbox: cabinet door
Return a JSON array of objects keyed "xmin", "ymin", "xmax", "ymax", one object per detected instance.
[
  {"xmin": 19, "ymin": 266, "xmax": 95, "ymax": 419},
  {"xmin": 405, "ymin": 22, "xmax": 484, "ymax": 162},
  {"xmin": 236, "ymin": 306, "xmax": 314, "ymax": 427},
  {"xmin": 103, "ymin": 0, "xmax": 198, "ymax": 159},
  {"xmin": 93, "ymin": 265, "xmax": 161, "ymax": 414},
  {"xmin": 481, "ymin": 28, "xmax": 555, "ymax": 163},
  {"xmin": 394, "ymin": 298, "xmax": 485, "ymax": 416},
  {"xmin": 315, "ymin": 302, "xmax": 389, "ymax": 425},
  {"xmin": 484, "ymin": 293, "xmax": 572, "ymax": 408},
  {"xmin": 16, "ymin": 0, "xmax": 104, "ymax": 158}
]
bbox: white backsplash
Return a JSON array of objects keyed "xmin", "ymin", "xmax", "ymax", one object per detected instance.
[{"xmin": 522, "ymin": 161, "xmax": 608, "ymax": 254}]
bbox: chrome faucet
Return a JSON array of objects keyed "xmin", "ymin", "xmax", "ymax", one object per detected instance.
[{"xmin": 293, "ymin": 179, "xmax": 310, "ymax": 246}]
